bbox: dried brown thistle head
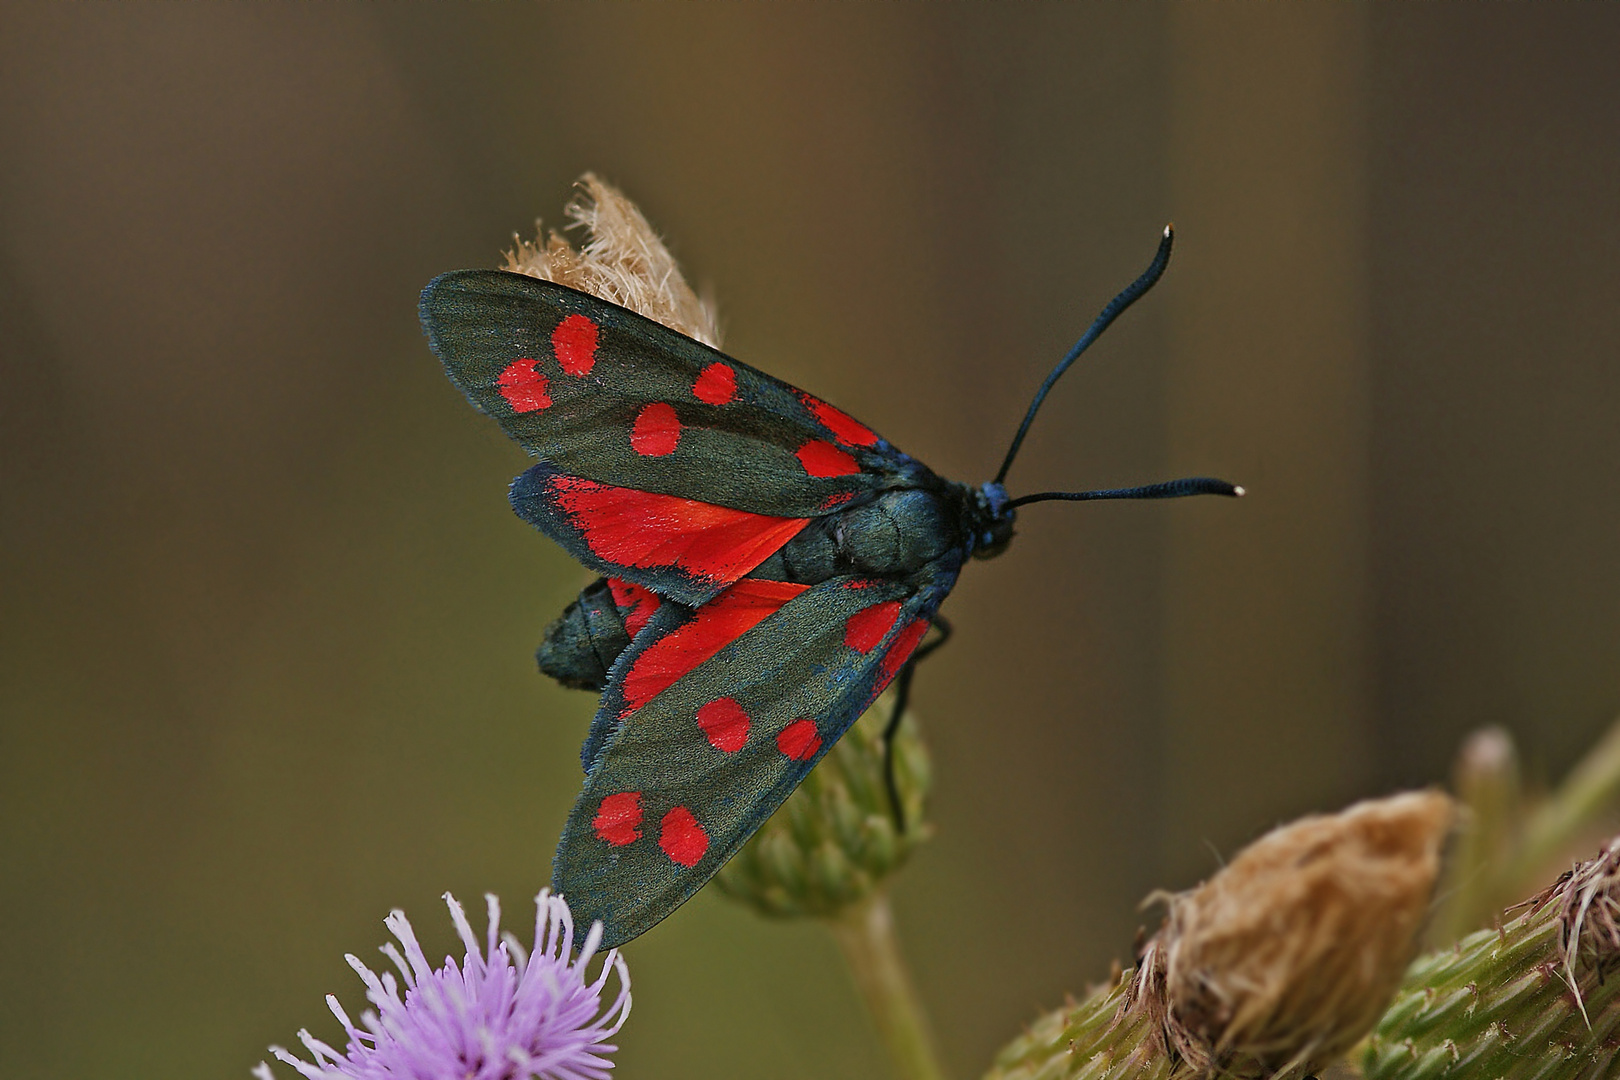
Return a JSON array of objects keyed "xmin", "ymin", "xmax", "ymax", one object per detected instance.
[
  {"xmin": 1554, "ymin": 837, "xmax": 1620, "ymax": 1024},
  {"xmin": 1131, "ymin": 791, "xmax": 1454, "ymax": 1079},
  {"xmin": 503, "ymin": 173, "xmax": 720, "ymax": 348}
]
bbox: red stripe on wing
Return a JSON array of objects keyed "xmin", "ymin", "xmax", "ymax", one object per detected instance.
[
  {"xmin": 866, "ymin": 617, "xmax": 930, "ymax": 705},
  {"xmin": 844, "ymin": 601, "xmax": 903, "ymax": 653},
  {"xmin": 622, "ymin": 579, "xmax": 811, "ymax": 712},
  {"xmin": 799, "ymin": 392, "xmax": 881, "ymax": 447},
  {"xmin": 550, "ymin": 476, "xmax": 810, "ymax": 587},
  {"xmin": 607, "ymin": 578, "xmax": 660, "ymax": 638}
]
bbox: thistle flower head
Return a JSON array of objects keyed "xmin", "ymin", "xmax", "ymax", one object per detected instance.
[
  {"xmin": 504, "ymin": 173, "xmax": 720, "ymax": 348},
  {"xmin": 256, "ymin": 890, "xmax": 630, "ymax": 1080},
  {"xmin": 1558, "ymin": 836, "xmax": 1620, "ymax": 1022},
  {"xmin": 1133, "ymin": 791, "xmax": 1453, "ymax": 1079}
]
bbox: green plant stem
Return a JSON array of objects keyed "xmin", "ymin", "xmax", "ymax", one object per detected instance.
[
  {"xmin": 1513, "ymin": 713, "xmax": 1620, "ymax": 890},
  {"xmin": 829, "ymin": 892, "xmax": 949, "ymax": 1080}
]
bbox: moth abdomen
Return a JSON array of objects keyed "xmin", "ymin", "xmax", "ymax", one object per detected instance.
[{"xmin": 537, "ymin": 577, "xmax": 661, "ymax": 692}]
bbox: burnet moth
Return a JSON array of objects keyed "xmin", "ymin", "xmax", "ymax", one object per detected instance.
[{"xmin": 420, "ymin": 225, "xmax": 1241, "ymax": 948}]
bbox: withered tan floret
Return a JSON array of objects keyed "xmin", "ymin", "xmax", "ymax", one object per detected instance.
[
  {"xmin": 1132, "ymin": 790, "xmax": 1453, "ymax": 1079},
  {"xmin": 1557, "ymin": 836, "xmax": 1620, "ymax": 1024},
  {"xmin": 503, "ymin": 173, "xmax": 721, "ymax": 348}
]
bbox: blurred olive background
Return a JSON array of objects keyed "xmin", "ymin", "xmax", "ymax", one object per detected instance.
[{"xmin": 2, "ymin": 6, "xmax": 1617, "ymax": 1079}]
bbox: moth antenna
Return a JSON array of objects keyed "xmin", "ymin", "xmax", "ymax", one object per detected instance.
[
  {"xmin": 1007, "ymin": 476, "xmax": 1243, "ymax": 510},
  {"xmin": 994, "ymin": 226, "xmax": 1174, "ymax": 486}
]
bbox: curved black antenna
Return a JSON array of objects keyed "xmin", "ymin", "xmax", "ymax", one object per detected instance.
[
  {"xmin": 1007, "ymin": 476, "xmax": 1243, "ymax": 510},
  {"xmin": 994, "ymin": 226, "xmax": 1175, "ymax": 486}
]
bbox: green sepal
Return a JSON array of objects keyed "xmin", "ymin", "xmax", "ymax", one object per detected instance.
[{"xmin": 982, "ymin": 975, "xmax": 1169, "ymax": 1080}]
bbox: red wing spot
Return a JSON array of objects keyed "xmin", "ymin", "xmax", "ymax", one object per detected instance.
[
  {"xmin": 796, "ymin": 440, "xmax": 860, "ymax": 478},
  {"xmin": 496, "ymin": 358, "xmax": 551, "ymax": 413},
  {"xmin": 623, "ymin": 579, "xmax": 810, "ymax": 711},
  {"xmin": 549, "ymin": 477, "xmax": 810, "ymax": 585},
  {"xmin": 693, "ymin": 362, "xmax": 737, "ymax": 405},
  {"xmin": 631, "ymin": 402, "xmax": 682, "ymax": 456},
  {"xmin": 696, "ymin": 697, "xmax": 751, "ymax": 753},
  {"xmin": 819, "ymin": 492, "xmax": 854, "ymax": 510},
  {"xmin": 552, "ymin": 314, "xmax": 598, "ymax": 376},
  {"xmin": 607, "ymin": 578, "xmax": 660, "ymax": 638},
  {"xmin": 593, "ymin": 791, "xmax": 643, "ymax": 846},
  {"xmin": 845, "ymin": 601, "xmax": 903, "ymax": 653},
  {"xmin": 874, "ymin": 618, "xmax": 930, "ymax": 697},
  {"xmin": 800, "ymin": 394, "xmax": 881, "ymax": 447},
  {"xmin": 659, "ymin": 806, "xmax": 709, "ymax": 866},
  {"xmin": 861, "ymin": 617, "xmax": 929, "ymax": 710},
  {"xmin": 777, "ymin": 719, "xmax": 822, "ymax": 762}
]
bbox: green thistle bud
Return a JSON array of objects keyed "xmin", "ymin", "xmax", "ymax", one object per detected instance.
[
  {"xmin": 1361, "ymin": 837, "xmax": 1620, "ymax": 1080},
  {"xmin": 1431, "ymin": 726, "xmax": 1525, "ymax": 945},
  {"xmin": 715, "ymin": 691, "xmax": 931, "ymax": 920}
]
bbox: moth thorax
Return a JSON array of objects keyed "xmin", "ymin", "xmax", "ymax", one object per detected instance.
[{"xmin": 835, "ymin": 489, "xmax": 953, "ymax": 576}]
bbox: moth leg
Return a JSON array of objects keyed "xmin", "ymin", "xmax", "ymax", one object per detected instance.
[
  {"xmin": 912, "ymin": 614, "xmax": 952, "ymax": 663},
  {"xmin": 882, "ymin": 616, "xmax": 952, "ymax": 830}
]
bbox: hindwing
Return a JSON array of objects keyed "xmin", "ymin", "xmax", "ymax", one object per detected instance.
[{"xmin": 510, "ymin": 463, "xmax": 812, "ymax": 606}]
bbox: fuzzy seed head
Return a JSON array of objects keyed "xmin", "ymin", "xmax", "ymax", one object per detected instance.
[
  {"xmin": 504, "ymin": 174, "xmax": 721, "ymax": 348},
  {"xmin": 1135, "ymin": 791, "xmax": 1453, "ymax": 1078}
]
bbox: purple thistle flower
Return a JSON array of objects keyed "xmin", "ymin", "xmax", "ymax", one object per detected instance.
[{"xmin": 256, "ymin": 890, "xmax": 631, "ymax": 1080}]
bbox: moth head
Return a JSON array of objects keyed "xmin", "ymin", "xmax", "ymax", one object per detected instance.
[{"xmin": 970, "ymin": 482, "xmax": 1016, "ymax": 560}]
